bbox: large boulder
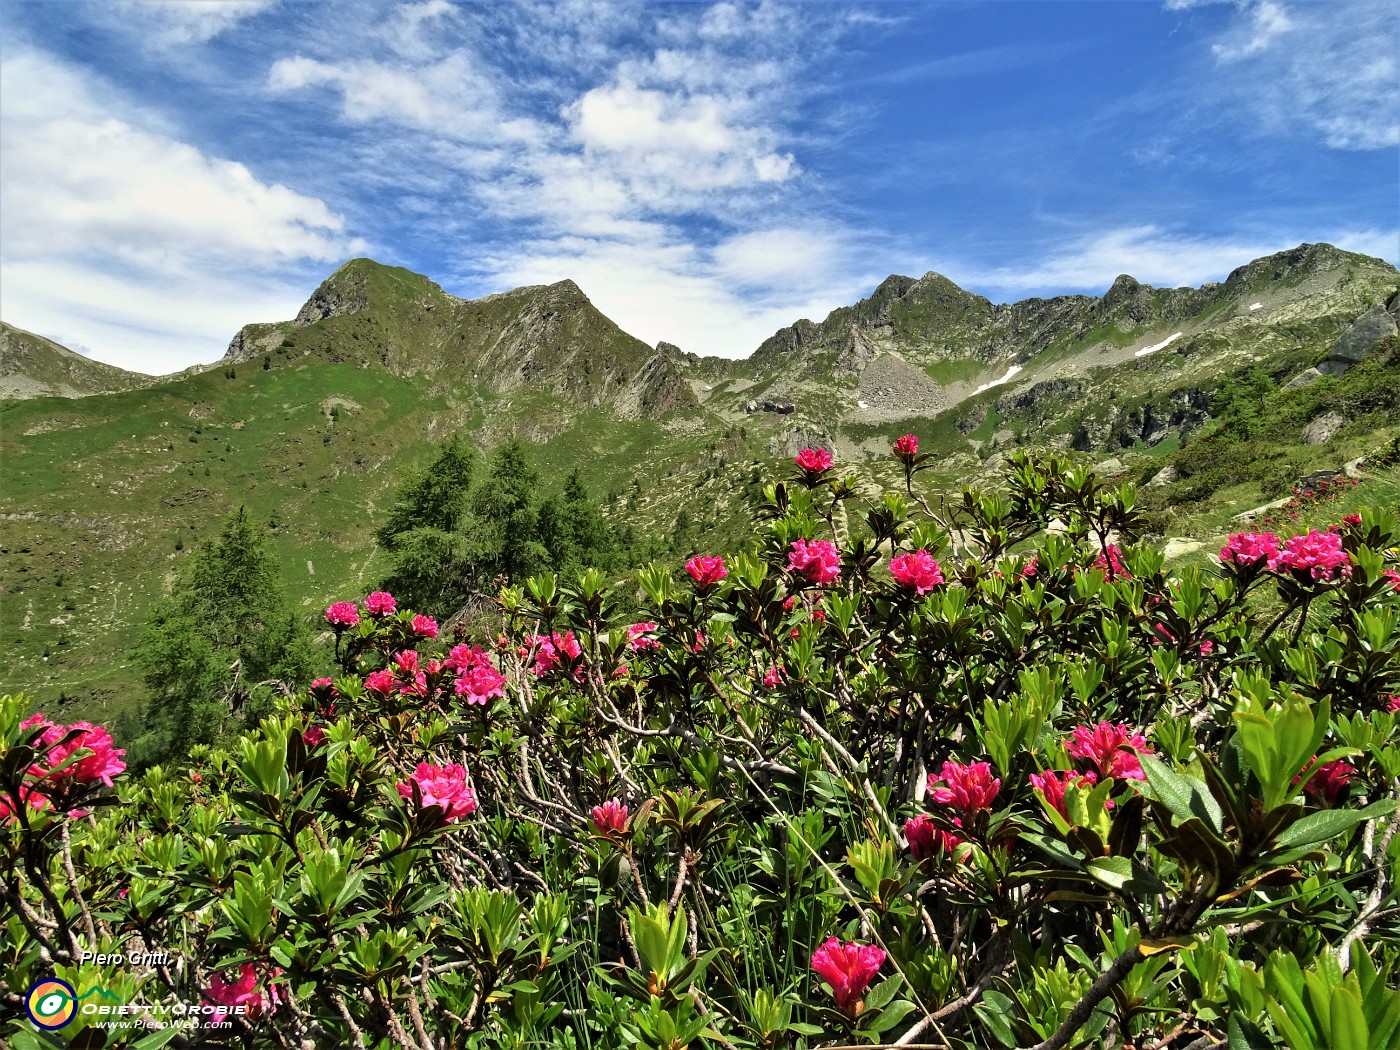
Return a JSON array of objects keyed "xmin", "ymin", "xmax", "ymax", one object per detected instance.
[
  {"xmin": 1302, "ymin": 410, "xmax": 1345, "ymax": 446},
  {"xmin": 1329, "ymin": 304, "xmax": 1397, "ymax": 364}
]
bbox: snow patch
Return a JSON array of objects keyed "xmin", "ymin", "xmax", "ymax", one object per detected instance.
[
  {"xmin": 1134, "ymin": 332, "xmax": 1183, "ymax": 358},
  {"xmin": 973, "ymin": 365, "xmax": 1022, "ymax": 395},
  {"xmin": 1249, "ymin": 303, "xmax": 1263, "ymax": 311}
]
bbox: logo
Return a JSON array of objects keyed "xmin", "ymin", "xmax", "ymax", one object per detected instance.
[{"xmin": 25, "ymin": 978, "xmax": 77, "ymax": 1030}]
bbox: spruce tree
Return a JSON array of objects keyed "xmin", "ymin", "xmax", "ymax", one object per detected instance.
[
  {"xmin": 464, "ymin": 437, "xmax": 549, "ymax": 583},
  {"xmin": 133, "ymin": 506, "xmax": 313, "ymax": 765},
  {"xmin": 377, "ymin": 438, "xmax": 476, "ymax": 612}
]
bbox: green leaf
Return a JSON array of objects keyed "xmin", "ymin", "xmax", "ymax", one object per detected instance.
[
  {"xmin": 861, "ymin": 998, "xmax": 917, "ymax": 1035},
  {"xmin": 1327, "ymin": 985, "xmax": 1369, "ymax": 1050},
  {"xmin": 1227, "ymin": 1012, "xmax": 1274, "ymax": 1050},
  {"xmin": 863, "ymin": 973, "xmax": 903, "ymax": 1013},
  {"xmin": 1270, "ymin": 800, "xmax": 1399, "ymax": 852},
  {"xmin": 1139, "ymin": 754, "xmax": 1224, "ymax": 833}
]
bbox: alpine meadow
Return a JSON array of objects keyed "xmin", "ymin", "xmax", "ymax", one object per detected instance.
[{"xmin": 2, "ymin": 2, "xmax": 1399, "ymax": 1049}]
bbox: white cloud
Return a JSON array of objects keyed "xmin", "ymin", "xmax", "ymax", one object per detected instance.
[
  {"xmin": 0, "ymin": 48, "xmax": 363, "ymax": 372},
  {"xmin": 1211, "ymin": 0, "xmax": 1293, "ymax": 60},
  {"xmin": 104, "ymin": 0, "xmax": 275, "ymax": 46}
]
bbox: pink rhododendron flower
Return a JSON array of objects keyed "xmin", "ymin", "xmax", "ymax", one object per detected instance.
[
  {"xmin": 363, "ymin": 669, "xmax": 396, "ymax": 695},
  {"xmin": 324, "ymin": 601, "xmax": 360, "ymax": 629},
  {"xmin": 302, "ymin": 726, "xmax": 325, "ymax": 748},
  {"xmin": 1092, "ymin": 544, "xmax": 1131, "ymax": 580},
  {"xmin": 309, "ymin": 676, "xmax": 334, "ymax": 695},
  {"xmin": 890, "ymin": 550, "xmax": 944, "ymax": 595},
  {"xmin": 26, "ymin": 718, "xmax": 127, "ymax": 787},
  {"xmin": 1029, "ymin": 769, "xmax": 1100, "ymax": 819},
  {"xmin": 1384, "ymin": 569, "xmax": 1400, "ymax": 592},
  {"xmin": 397, "ymin": 762, "xmax": 477, "ymax": 821},
  {"xmin": 788, "ymin": 538, "xmax": 841, "ymax": 585},
  {"xmin": 1067, "ymin": 722, "xmax": 1151, "ymax": 780},
  {"xmin": 0, "ymin": 783, "xmax": 53, "ymax": 824},
  {"xmin": 903, "ymin": 813, "xmax": 963, "ymax": 862},
  {"xmin": 591, "ymin": 798, "xmax": 629, "ymax": 835},
  {"xmin": 411, "ymin": 614, "xmax": 439, "ymax": 639},
  {"xmin": 529, "ymin": 632, "xmax": 582, "ymax": 677},
  {"xmin": 1220, "ymin": 532, "xmax": 1281, "ymax": 567},
  {"xmin": 1021, "ymin": 556, "xmax": 1039, "ymax": 579},
  {"xmin": 1272, "ymin": 529, "xmax": 1350, "ymax": 581},
  {"xmin": 626, "ymin": 622, "xmax": 660, "ymax": 652},
  {"xmin": 794, "ymin": 447, "xmax": 834, "ymax": 472},
  {"xmin": 365, "ymin": 591, "xmax": 397, "ymax": 616},
  {"xmin": 1296, "ymin": 757, "xmax": 1354, "ymax": 806},
  {"xmin": 893, "ymin": 434, "xmax": 919, "ymax": 459},
  {"xmin": 928, "ymin": 760, "xmax": 1001, "ymax": 822},
  {"xmin": 446, "ymin": 644, "xmax": 489, "ymax": 672},
  {"xmin": 206, "ymin": 963, "xmax": 281, "ymax": 1020},
  {"xmin": 455, "ymin": 664, "xmax": 506, "ymax": 705},
  {"xmin": 685, "ymin": 555, "xmax": 728, "ymax": 588},
  {"xmin": 811, "ymin": 938, "xmax": 886, "ymax": 1018},
  {"xmin": 1199, "ymin": 640, "xmax": 1215, "ymax": 656},
  {"xmin": 393, "ymin": 650, "xmax": 420, "ymax": 675},
  {"xmin": 762, "ymin": 665, "xmax": 786, "ymax": 688},
  {"xmin": 1387, "ymin": 695, "xmax": 1400, "ymax": 713},
  {"xmin": 1341, "ymin": 514, "xmax": 1362, "ymax": 527}
]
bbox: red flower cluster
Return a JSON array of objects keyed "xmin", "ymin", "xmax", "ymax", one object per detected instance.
[
  {"xmin": 927, "ymin": 760, "xmax": 1001, "ymax": 823},
  {"xmin": 206, "ymin": 963, "xmax": 283, "ymax": 1020},
  {"xmin": 397, "ymin": 762, "xmax": 477, "ymax": 822},
  {"xmin": 903, "ymin": 812, "xmax": 963, "ymax": 862},
  {"xmin": 1256, "ymin": 475, "xmax": 1361, "ymax": 530},
  {"xmin": 365, "ymin": 591, "xmax": 397, "ymax": 617},
  {"xmin": 1384, "ymin": 569, "xmax": 1400, "ymax": 592},
  {"xmin": 1220, "ymin": 532, "xmax": 1281, "ymax": 567},
  {"xmin": 1295, "ymin": 757, "xmax": 1354, "ymax": 806},
  {"xmin": 529, "ymin": 631, "xmax": 582, "ymax": 677},
  {"xmin": 591, "ymin": 798, "xmax": 629, "ymax": 836},
  {"xmin": 411, "ymin": 614, "xmax": 439, "ymax": 639},
  {"xmin": 889, "ymin": 550, "xmax": 943, "ymax": 595},
  {"xmin": 1274, "ymin": 529, "xmax": 1350, "ymax": 581},
  {"xmin": 685, "ymin": 555, "xmax": 728, "ymax": 589},
  {"xmin": 1028, "ymin": 769, "xmax": 1101, "ymax": 818},
  {"xmin": 625, "ymin": 622, "xmax": 660, "ymax": 652},
  {"xmin": 794, "ymin": 447, "xmax": 834, "ymax": 473},
  {"xmin": 1066, "ymin": 722, "xmax": 1150, "ymax": 780},
  {"xmin": 324, "ymin": 600, "xmax": 361, "ymax": 629},
  {"xmin": 788, "ymin": 538, "xmax": 841, "ymax": 585},
  {"xmin": 1092, "ymin": 544, "xmax": 1131, "ymax": 580},
  {"xmin": 2, "ymin": 715, "xmax": 127, "ymax": 823},
  {"xmin": 892, "ymin": 433, "xmax": 919, "ymax": 460},
  {"xmin": 811, "ymin": 938, "xmax": 886, "ymax": 1018}
]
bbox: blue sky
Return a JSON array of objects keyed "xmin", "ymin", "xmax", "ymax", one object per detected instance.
[{"xmin": 1, "ymin": 0, "xmax": 1395, "ymax": 374}]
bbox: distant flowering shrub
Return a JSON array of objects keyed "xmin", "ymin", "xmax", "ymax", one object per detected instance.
[{"xmin": 4, "ymin": 447, "xmax": 1398, "ymax": 1048}]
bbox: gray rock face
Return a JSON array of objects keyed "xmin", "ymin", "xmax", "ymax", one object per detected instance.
[
  {"xmin": 294, "ymin": 271, "xmax": 367, "ymax": 327},
  {"xmin": 1329, "ymin": 304, "xmax": 1397, "ymax": 364},
  {"xmin": 769, "ymin": 427, "xmax": 829, "ymax": 457},
  {"xmin": 1092, "ymin": 457, "xmax": 1125, "ymax": 475},
  {"xmin": 1302, "ymin": 410, "xmax": 1345, "ymax": 445},
  {"xmin": 1148, "ymin": 464, "xmax": 1179, "ymax": 486},
  {"xmin": 1162, "ymin": 537, "xmax": 1204, "ymax": 560},
  {"xmin": 1282, "ymin": 368, "xmax": 1324, "ymax": 390}
]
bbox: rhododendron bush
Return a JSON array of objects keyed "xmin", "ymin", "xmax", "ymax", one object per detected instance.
[{"xmin": 4, "ymin": 450, "xmax": 1400, "ymax": 1049}]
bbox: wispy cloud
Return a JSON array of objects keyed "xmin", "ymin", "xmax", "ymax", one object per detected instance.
[
  {"xmin": 873, "ymin": 40, "xmax": 1090, "ymax": 84},
  {"xmin": 1170, "ymin": 0, "xmax": 1398, "ymax": 149},
  {"xmin": 952, "ymin": 224, "xmax": 1399, "ymax": 298}
]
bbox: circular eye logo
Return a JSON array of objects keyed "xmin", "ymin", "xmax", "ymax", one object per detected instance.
[{"xmin": 25, "ymin": 978, "xmax": 77, "ymax": 1030}]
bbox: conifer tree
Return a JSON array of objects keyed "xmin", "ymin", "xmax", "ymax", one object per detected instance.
[
  {"xmin": 132, "ymin": 506, "xmax": 313, "ymax": 765},
  {"xmin": 464, "ymin": 437, "xmax": 549, "ymax": 583},
  {"xmin": 377, "ymin": 438, "xmax": 476, "ymax": 612}
]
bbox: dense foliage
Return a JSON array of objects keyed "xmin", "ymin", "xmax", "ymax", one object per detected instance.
[{"xmin": 4, "ymin": 449, "xmax": 1400, "ymax": 1049}]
